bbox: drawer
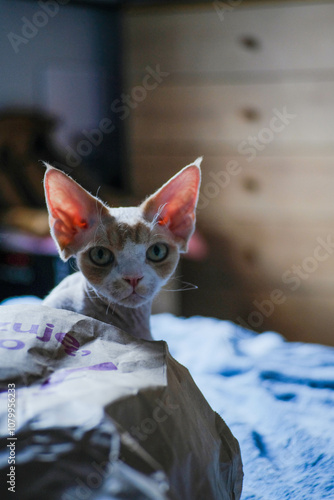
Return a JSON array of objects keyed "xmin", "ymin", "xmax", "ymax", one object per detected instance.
[
  {"xmin": 131, "ymin": 81, "xmax": 334, "ymax": 147},
  {"xmin": 125, "ymin": 3, "xmax": 334, "ymax": 77}
]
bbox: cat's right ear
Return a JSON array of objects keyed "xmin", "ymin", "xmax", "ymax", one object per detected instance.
[
  {"xmin": 141, "ymin": 158, "xmax": 202, "ymax": 252},
  {"xmin": 43, "ymin": 165, "xmax": 107, "ymax": 260}
]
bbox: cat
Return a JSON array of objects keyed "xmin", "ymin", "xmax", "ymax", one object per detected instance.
[{"xmin": 43, "ymin": 159, "xmax": 202, "ymax": 341}]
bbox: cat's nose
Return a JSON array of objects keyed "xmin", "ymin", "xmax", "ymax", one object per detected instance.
[{"xmin": 123, "ymin": 276, "xmax": 143, "ymax": 289}]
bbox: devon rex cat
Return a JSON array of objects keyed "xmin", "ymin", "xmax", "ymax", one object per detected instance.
[{"xmin": 43, "ymin": 159, "xmax": 202, "ymax": 341}]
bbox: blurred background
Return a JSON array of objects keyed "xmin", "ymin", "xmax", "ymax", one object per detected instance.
[{"xmin": 1, "ymin": 0, "xmax": 334, "ymax": 345}]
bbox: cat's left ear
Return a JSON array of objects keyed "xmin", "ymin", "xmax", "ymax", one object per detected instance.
[
  {"xmin": 141, "ymin": 158, "xmax": 202, "ymax": 252},
  {"xmin": 44, "ymin": 164, "xmax": 107, "ymax": 260}
]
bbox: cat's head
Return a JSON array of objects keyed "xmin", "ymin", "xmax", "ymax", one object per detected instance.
[{"xmin": 44, "ymin": 159, "xmax": 201, "ymax": 308}]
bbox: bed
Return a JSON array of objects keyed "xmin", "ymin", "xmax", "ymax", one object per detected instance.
[
  {"xmin": 0, "ymin": 298, "xmax": 333, "ymax": 499},
  {"xmin": 151, "ymin": 314, "xmax": 334, "ymax": 500}
]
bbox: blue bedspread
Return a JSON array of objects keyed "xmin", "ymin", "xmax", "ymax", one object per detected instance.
[{"xmin": 151, "ymin": 314, "xmax": 334, "ymax": 500}]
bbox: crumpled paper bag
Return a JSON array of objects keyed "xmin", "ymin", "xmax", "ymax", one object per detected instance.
[{"xmin": 0, "ymin": 304, "xmax": 243, "ymax": 499}]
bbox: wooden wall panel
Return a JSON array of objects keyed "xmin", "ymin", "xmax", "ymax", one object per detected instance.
[
  {"xmin": 131, "ymin": 156, "xmax": 334, "ymax": 220},
  {"xmin": 125, "ymin": 4, "xmax": 334, "ymax": 77},
  {"xmin": 124, "ymin": 4, "xmax": 334, "ymax": 345},
  {"xmin": 132, "ymin": 82, "xmax": 334, "ymax": 146}
]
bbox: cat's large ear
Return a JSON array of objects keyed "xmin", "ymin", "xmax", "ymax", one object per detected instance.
[
  {"xmin": 44, "ymin": 165, "xmax": 107, "ymax": 260},
  {"xmin": 141, "ymin": 158, "xmax": 202, "ymax": 252}
]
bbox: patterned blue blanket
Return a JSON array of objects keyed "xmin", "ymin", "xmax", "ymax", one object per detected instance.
[{"xmin": 152, "ymin": 314, "xmax": 334, "ymax": 500}]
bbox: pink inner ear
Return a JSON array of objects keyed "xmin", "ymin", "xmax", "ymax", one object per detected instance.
[
  {"xmin": 158, "ymin": 196, "xmax": 195, "ymax": 231},
  {"xmin": 44, "ymin": 168, "xmax": 97, "ymax": 251},
  {"xmin": 158, "ymin": 166, "xmax": 199, "ymax": 222},
  {"xmin": 143, "ymin": 164, "xmax": 201, "ymax": 245}
]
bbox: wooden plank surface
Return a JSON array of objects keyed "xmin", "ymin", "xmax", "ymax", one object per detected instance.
[
  {"xmin": 124, "ymin": 3, "xmax": 334, "ymax": 78},
  {"xmin": 181, "ymin": 265, "xmax": 334, "ymax": 345},
  {"xmin": 130, "ymin": 82, "xmax": 334, "ymax": 146},
  {"xmin": 131, "ymin": 156, "xmax": 334, "ymax": 217},
  {"xmin": 124, "ymin": 4, "xmax": 334, "ymax": 345},
  {"xmin": 233, "ymin": 294, "xmax": 334, "ymax": 345}
]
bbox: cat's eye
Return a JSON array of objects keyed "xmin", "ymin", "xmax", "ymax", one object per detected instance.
[
  {"xmin": 89, "ymin": 247, "xmax": 114, "ymax": 266},
  {"xmin": 146, "ymin": 243, "xmax": 168, "ymax": 262}
]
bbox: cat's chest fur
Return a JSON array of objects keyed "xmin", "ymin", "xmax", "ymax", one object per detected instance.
[{"xmin": 44, "ymin": 272, "xmax": 153, "ymax": 340}]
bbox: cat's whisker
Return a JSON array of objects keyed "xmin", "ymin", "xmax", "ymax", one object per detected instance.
[
  {"xmin": 109, "ymin": 301, "xmax": 117, "ymax": 316},
  {"xmin": 93, "ymin": 235, "xmax": 106, "ymax": 247},
  {"xmin": 69, "ymin": 259, "xmax": 78, "ymax": 272},
  {"xmin": 86, "ymin": 284, "xmax": 108, "ymax": 302},
  {"xmin": 170, "ymin": 274, "xmax": 184, "ymax": 281},
  {"xmin": 151, "ymin": 204, "xmax": 167, "ymax": 228},
  {"xmin": 87, "ymin": 288, "xmax": 116, "ymax": 318},
  {"xmin": 85, "ymin": 287, "xmax": 101, "ymax": 300},
  {"xmin": 162, "ymin": 287, "xmax": 198, "ymax": 292},
  {"xmin": 94, "ymin": 203, "xmax": 108, "ymax": 244},
  {"xmin": 154, "ymin": 232, "xmax": 168, "ymax": 239},
  {"xmin": 162, "ymin": 280, "xmax": 198, "ymax": 292},
  {"xmin": 95, "ymin": 186, "xmax": 101, "ymax": 199},
  {"xmin": 106, "ymin": 300, "xmax": 111, "ymax": 315}
]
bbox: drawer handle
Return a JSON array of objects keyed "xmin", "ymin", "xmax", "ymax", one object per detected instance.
[
  {"xmin": 241, "ymin": 108, "xmax": 261, "ymax": 122},
  {"xmin": 239, "ymin": 35, "xmax": 261, "ymax": 51},
  {"xmin": 243, "ymin": 177, "xmax": 260, "ymax": 193}
]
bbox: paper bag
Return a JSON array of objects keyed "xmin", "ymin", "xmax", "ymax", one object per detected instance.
[{"xmin": 0, "ymin": 304, "xmax": 243, "ymax": 499}]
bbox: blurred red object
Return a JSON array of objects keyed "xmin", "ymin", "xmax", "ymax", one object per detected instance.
[{"xmin": 185, "ymin": 230, "xmax": 208, "ymax": 261}]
